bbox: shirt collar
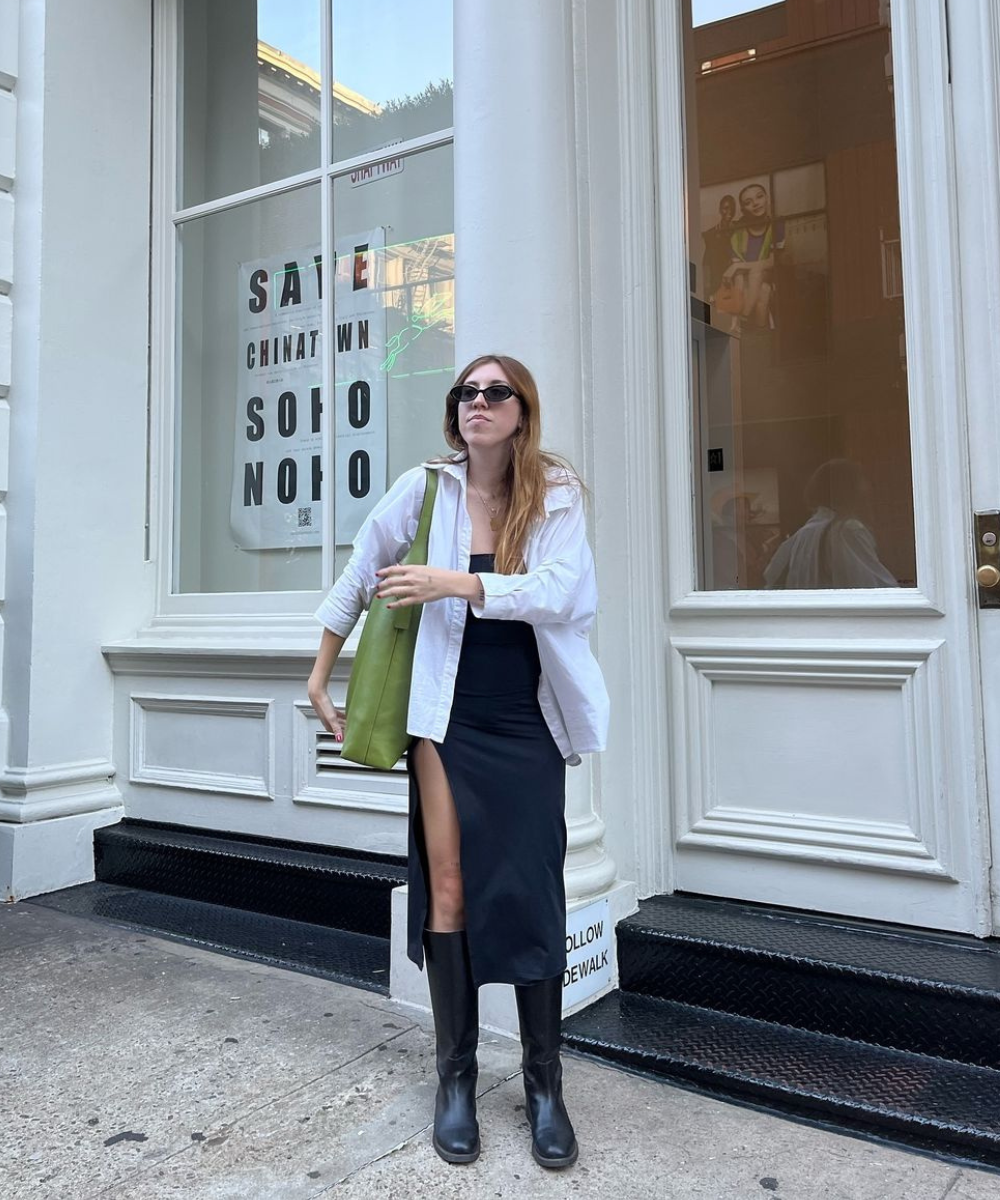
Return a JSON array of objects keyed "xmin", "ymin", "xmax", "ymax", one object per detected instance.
[{"xmin": 423, "ymin": 456, "xmax": 578, "ymax": 514}]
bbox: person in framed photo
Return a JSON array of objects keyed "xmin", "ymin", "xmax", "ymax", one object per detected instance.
[
  {"xmin": 719, "ymin": 183, "xmax": 786, "ymax": 329},
  {"xmin": 703, "ymin": 192, "xmax": 738, "ymax": 300}
]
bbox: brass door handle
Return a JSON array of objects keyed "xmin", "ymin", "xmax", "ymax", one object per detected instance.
[{"xmin": 977, "ymin": 564, "xmax": 1000, "ymax": 589}]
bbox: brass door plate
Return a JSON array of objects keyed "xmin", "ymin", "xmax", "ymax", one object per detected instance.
[{"xmin": 975, "ymin": 511, "xmax": 1000, "ymax": 609}]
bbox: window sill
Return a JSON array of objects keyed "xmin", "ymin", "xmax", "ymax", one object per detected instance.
[{"xmin": 103, "ymin": 615, "xmax": 363, "ymax": 678}]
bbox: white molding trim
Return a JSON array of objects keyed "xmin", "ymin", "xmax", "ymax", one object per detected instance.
[
  {"xmin": 891, "ymin": 1, "xmax": 969, "ymax": 616},
  {"xmin": 106, "ymin": 645, "xmax": 317, "ymax": 679},
  {"xmin": 150, "ymin": 0, "xmax": 177, "ymax": 608},
  {"xmin": 0, "ymin": 757, "xmax": 120, "ymax": 822},
  {"xmin": 129, "ymin": 693, "xmax": 275, "ymax": 798},
  {"xmin": 613, "ymin": 0, "xmax": 673, "ymax": 896},
  {"xmin": 949, "ymin": 0, "xmax": 1000, "ymax": 925},
  {"xmin": 670, "ymin": 590, "xmax": 943, "ymax": 618},
  {"xmin": 652, "ymin": 0, "xmax": 700, "ymax": 611},
  {"xmin": 684, "ymin": 805, "xmax": 944, "ymax": 872},
  {"xmin": 671, "ymin": 637, "xmax": 955, "ymax": 878}
]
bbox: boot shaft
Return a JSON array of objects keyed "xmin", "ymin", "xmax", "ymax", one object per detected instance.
[{"xmin": 424, "ymin": 930, "xmax": 480, "ymax": 1071}]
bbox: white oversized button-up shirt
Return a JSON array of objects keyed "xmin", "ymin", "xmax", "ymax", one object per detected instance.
[{"xmin": 314, "ymin": 458, "xmax": 609, "ymax": 761}]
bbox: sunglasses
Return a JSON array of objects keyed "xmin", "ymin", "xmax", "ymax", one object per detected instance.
[{"xmin": 449, "ymin": 384, "xmax": 519, "ymax": 405}]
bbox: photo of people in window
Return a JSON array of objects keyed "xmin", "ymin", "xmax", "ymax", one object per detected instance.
[{"xmin": 699, "ymin": 166, "xmax": 826, "ymax": 339}]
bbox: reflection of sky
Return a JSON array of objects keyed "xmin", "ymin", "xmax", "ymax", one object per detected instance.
[
  {"xmin": 692, "ymin": 0, "xmax": 781, "ymax": 26},
  {"xmin": 257, "ymin": 0, "xmax": 453, "ymax": 105}
]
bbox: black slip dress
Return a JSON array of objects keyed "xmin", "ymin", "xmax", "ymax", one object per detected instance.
[{"xmin": 406, "ymin": 553, "xmax": 568, "ymax": 987}]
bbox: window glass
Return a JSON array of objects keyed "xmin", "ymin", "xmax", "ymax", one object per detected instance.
[
  {"xmin": 172, "ymin": 3, "xmax": 454, "ymax": 598},
  {"xmin": 330, "ymin": 143, "xmax": 455, "ymax": 577},
  {"xmin": 331, "ymin": 0, "xmax": 453, "ymax": 162},
  {"xmin": 685, "ymin": 0, "xmax": 916, "ymax": 590},
  {"xmin": 181, "ymin": 1, "xmax": 322, "ymax": 208},
  {"xmin": 175, "ymin": 185, "xmax": 322, "ymax": 593}
]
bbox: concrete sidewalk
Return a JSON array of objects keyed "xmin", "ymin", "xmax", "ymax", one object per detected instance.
[{"xmin": 2, "ymin": 903, "xmax": 998, "ymax": 1200}]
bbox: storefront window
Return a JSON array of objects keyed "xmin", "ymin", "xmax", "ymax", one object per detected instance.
[
  {"xmin": 172, "ymin": 1, "xmax": 454, "ymax": 596},
  {"xmin": 685, "ymin": 0, "xmax": 916, "ymax": 590}
]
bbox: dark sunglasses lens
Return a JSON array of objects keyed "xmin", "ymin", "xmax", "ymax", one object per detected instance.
[
  {"xmin": 450, "ymin": 385, "xmax": 478, "ymax": 403},
  {"xmin": 483, "ymin": 386, "xmax": 514, "ymax": 403}
]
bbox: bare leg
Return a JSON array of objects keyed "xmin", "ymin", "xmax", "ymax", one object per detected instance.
[{"xmin": 411, "ymin": 738, "xmax": 465, "ymax": 932}]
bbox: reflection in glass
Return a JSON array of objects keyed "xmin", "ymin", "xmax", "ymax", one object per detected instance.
[
  {"xmin": 686, "ymin": 0, "xmax": 917, "ymax": 590},
  {"xmin": 181, "ymin": 1, "xmax": 321, "ymax": 208},
  {"xmin": 332, "ymin": 0, "xmax": 453, "ymax": 162},
  {"xmin": 176, "ymin": 185, "xmax": 322, "ymax": 594},
  {"xmin": 763, "ymin": 460, "xmax": 898, "ymax": 589},
  {"xmin": 330, "ymin": 144, "xmax": 455, "ymax": 578}
]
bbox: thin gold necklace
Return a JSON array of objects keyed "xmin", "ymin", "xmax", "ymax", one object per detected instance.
[{"xmin": 471, "ymin": 480, "xmax": 506, "ymax": 532}]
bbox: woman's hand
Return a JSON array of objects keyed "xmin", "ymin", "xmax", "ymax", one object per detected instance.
[
  {"xmin": 308, "ymin": 681, "xmax": 346, "ymax": 741},
  {"xmin": 307, "ymin": 630, "xmax": 348, "ymax": 742},
  {"xmin": 375, "ymin": 565, "xmax": 479, "ymax": 609}
]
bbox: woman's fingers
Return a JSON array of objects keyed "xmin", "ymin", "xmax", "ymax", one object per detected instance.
[
  {"xmin": 330, "ymin": 708, "xmax": 347, "ymax": 742},
  {"xmin": 313, "ymin": 694, "xmax": 346, "ymax": 741},
  {"xmin": 376, "ymin": 566, "xmax": 416, "ymax": 605}
]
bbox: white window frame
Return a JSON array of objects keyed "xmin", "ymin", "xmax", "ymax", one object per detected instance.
[{"xmin": 148, "ymin": 0, "xmax": 454, "ymax": 633}]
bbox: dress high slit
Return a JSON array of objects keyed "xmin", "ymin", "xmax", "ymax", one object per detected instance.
[{"xmin": 407, "ymin": 553, "xmax": 568, "ymax": 988}]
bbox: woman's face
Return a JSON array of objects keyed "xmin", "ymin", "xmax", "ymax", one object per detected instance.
[
  {"xmin": 457, "ymin": 361, "xmax": 523, "ymax": 451},
  {"xmin": 740, "ymin": 186, "xmax": 770, "ymax": 221},
  {"xmin": 719, "ymin": 197, "xmax": 736, "ymax": 222}
]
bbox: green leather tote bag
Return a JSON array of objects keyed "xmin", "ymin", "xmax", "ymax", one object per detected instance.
[{"xmin": 340, "ymin": 468, "xmax": 439, "ymax": 770}]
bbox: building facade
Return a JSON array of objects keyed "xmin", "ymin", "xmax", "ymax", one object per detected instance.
[{"xmin": 3, "ymin": 0, "xmax": 1000, "ymax": 1021}]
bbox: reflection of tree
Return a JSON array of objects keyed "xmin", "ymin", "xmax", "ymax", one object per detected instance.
[
  {"xmin": 335, "ymin": 80, "xmax": 453, "ymax": 160},
  {"xmin": 259, "ymin": 124, "xmax": 320, "ymax": 181},
  {"xmin": 255, "ymin": 40, "xmax": 453, "ymax": 176}
]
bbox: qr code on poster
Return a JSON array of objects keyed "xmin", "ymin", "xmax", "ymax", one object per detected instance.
[{"xmin": 297, "ymin": 507, "xmax": 313, "ymax": 529}]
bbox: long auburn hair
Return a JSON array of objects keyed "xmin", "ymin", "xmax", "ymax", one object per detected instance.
[{"xmin": 443, "ymin": 355, "xmax": 580, "ymax": 575}]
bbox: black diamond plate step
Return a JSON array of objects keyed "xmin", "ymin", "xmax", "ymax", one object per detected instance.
[
  {"xmin": 95, "ymin": 820, "xmax": 406, "ymax": 939},
  {"xmin": 617, "ymin": 895, "xmax": 1000, "ymax": 1068},
  {"xmin": 27, "ymin": 881, "xmax": 391, "ymax": 993},
  {"xmin": 562, "ymin": 990, "xmax": 1000, "ymax": 1169}
]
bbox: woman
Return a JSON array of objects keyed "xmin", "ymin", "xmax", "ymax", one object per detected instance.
[
  {"xmin": 719, "ymin": 182, "xmax": 785, "ymax": 328},
  {"xmin": 308, "ymin": 355, "xmax": 608, "ymax": 1170}
]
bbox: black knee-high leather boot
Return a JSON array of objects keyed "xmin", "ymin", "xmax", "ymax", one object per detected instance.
[
  {"xmin": 423, "ymin": 930, "xmax": 481, "ymax": 1164},
  {"xmin": 514, "ymin": 974, "xmax": 578, "ymax": 1168}
]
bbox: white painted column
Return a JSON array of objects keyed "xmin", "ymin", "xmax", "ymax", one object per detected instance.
[
  {"xmin": 453, "ymin": 0, "xmax": 622, "ymax": 906},
  {"xmin": 0, "ymin": 0, "xmax": 153, "ymax": 899},
  {"xmin": 391, "ymin": 0, "xmax": 636, "ymax": 1030}
]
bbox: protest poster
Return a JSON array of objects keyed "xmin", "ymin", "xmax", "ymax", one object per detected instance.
[{"xmin": 231, "ymin": 229, "xmax": 387, "ymax": 550}]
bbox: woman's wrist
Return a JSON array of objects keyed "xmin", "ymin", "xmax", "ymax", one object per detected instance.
[{"xmin": 458, "ymin": 572, "xmax": 485, "ymax": 605}]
